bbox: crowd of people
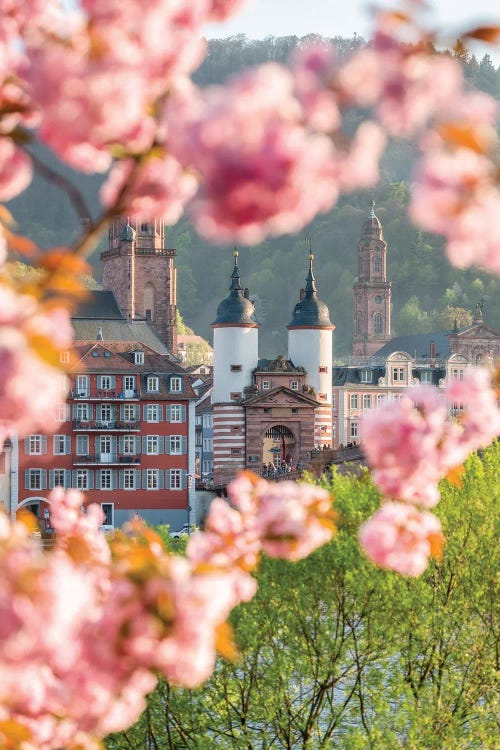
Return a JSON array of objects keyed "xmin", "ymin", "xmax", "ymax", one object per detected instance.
[{"xmin": 262, "ymin": 462, "xmax": 302, "ymax": 478}]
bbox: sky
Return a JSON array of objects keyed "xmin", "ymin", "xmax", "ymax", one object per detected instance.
[{"xmin": 207, "ymin": 0, "xmax": 500, "ymax": 61}]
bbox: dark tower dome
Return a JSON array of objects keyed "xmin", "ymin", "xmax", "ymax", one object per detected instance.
[
  {"xmin": 361, "ymin": 200, "xmax": 383, "ymax": 240},
  {"xmin": 288, "ymin": 253, "xmax": 333, "ymax": 328},
  {"xmin": 212, "ymin": 251, "xmax": 258, "ymax": 327}
]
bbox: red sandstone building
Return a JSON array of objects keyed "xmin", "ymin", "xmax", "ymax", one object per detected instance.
[{"xmin": 16, "ymin": 341, "xmax": 197, "ymax": 530}]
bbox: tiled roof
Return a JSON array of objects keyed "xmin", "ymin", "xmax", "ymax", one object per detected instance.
[
  {"xmin": 373, "ymin": 331, "xmax": 453, "ymax": 359},
  {"xmin": 72, "ymin": 319, "xmax": 171, "ymax": 354},
  {"xmin": 73, "ymin": 291, "xmax": 124, "ymax": 319}
]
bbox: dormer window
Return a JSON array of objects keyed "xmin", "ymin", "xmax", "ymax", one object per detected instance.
[
  {"xmin": 134, "ymin": 351, "xmax": 144, "ymax": 365},
  {"xmin": 290, "ymin": 380, "xmax": 298, "ymax": 391},
  {"xmin": 392, "ymin": 367, "xmax": 405, "ymax": 382},
  {"xmin": 420, "ymin": 370, "xmax": 433, "ymax": 383},
  {"xmin": 170, "ymin": 376, "xmax": 182, "ymax": 392},
  {"xmin": 262, "ymin": 380, "xmax": 271, "ymax": 390},
  {"xmin": 147, "ymin": 376, "xmax": 159, "ymax": 392},
  {"xmin": 360, "ymin": 369, "xmax": 372, "ymax": 383}
]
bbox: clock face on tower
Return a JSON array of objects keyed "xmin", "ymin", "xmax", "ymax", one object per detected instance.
[{"xmin": 374, "ymin": 295, "xmax": 382, "ymax": 304}]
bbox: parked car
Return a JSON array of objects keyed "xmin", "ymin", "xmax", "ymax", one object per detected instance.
[{"xmin": 169, "ymin": 523, "xmax": 193, "ymax": 540}]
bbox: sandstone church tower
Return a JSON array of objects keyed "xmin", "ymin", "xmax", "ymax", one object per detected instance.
[
  {"xmin": 352, "ymin": 202, "xmax": 391, "ymax": 357},
  {"xmin": 101, "ymin": 219, "xmax": 177, "ymax": 354}
]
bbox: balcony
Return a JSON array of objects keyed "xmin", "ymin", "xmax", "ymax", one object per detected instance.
[
  {"xmin": 72, "ymin": 390, "xmax": 140, "ymax": 400},
  {"xmin": 72, "ymin": 420, "xmax": 141, "ymax": 432},
  {"xmin": 73, "ymin": 453, "xmax": 141, "ymax": 465}
]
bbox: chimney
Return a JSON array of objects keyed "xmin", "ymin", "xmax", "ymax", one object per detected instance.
[{"xmin": 429, "ymin": 341, "xmax": 435, "ymax": 359}]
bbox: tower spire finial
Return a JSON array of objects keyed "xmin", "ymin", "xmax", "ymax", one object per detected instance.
[
  {"xmin": 369, "ymin": 199, "xmax": 376, "ymax": 218},
  {"xmin": 230, "ymin": 247, "xmax": 242, "ymax": 291}
]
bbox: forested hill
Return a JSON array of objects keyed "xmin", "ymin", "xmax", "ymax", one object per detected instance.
[{"xmin": 8, "ymin": 36, "xmax": 500, "ymax": 356}]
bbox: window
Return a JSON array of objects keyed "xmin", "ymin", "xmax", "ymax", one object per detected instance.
[
  {"xmin": 101, "ymin": 503, "xmax": 114, "ymax": 525},
  {"xmin": 53, "ymin": 469, "xmax": 66, "ymax": 488},
  {"xmin": 76, "ymin": 470, "xmax": 89, "ymax": 490},
  {"xmin": 262, "ymin": 380, "xmax": 271, "ymax": 390},
  {"xmin": 100, "ymin": 470, "xmax": 112, "ymax": 490},
  {"xmin": 170, "ymin": 377, "xmax": 182, "ymax": 392},
  {"xmin": 195, "ymin": 431, "xmax": 202, "ymax": 446},
  {"xmin": 203, "ymin": 438, "xmax": 212, "ymax": 451},
  {"xmin": 392, "ymin": 367, "xmax": 405, "ymax": 382},
  {"xmin": 54, "ymin": 435, "xmax": 68, "ymax": 455},
  {"xmin": 76, "ymin": 375, "xmax": 89, "ymax": 396},
  {"xmin": 60, "ymin": 351, "xmax": 70, "ymax": 364},
  {"xmin": 134, "ymin": 351, "xmax": 144, "ymax": 365},
  {"xmin": 263, "ymin": 408, "xmax": 271, "ymax": 414},
  {"xmin": 28, "ymin": 435, "xmax": 42, "ymax": 454},
  {"xmin": 26, "ymin": 469, "xmax": 44, "ymax": 490},
  {"xmin": 350, "ymin": 422, "xmax": 358, "ymax": 439},
  {"xmin": 141, "ymin": 223, "xmax": 149, "ymax": 232},
  {"xmin": 318, "ymin": 393, "xmax": 327, "ymax": 400},
  {"xmin": 145, "ymin": 404, "xmax": 160, "ymax": 422},
  {"xmin": 230, "ymin": 392, "xmax": 241, "ymax": 400},
  {"xmin": 231, "ymin": 448, "xmax": 241, "ymax": 455},
  {"xmin": 123, "ymin": 376, "xmax": 135, "ymax": 393},
  {"xmin": 123, "ymin": 469, "xmax": 135, "ymax": 490},
  {"xmin": 170, "ymin": 469, "xmax": 181, "ymax": 489},
  {"xmin": 451, "ymin": 368, "xmax": 464, "ymax": 381},
  {"xmin": 350, "ymin": 394, "xmax": 359, "ymax": 409},
  {"xmin": 374, "ymin": 295, "xmax": 382, "ymax": 304},
  {"xmin": 99, "ymin": 376, "xmax": 112, "ymax": 391},
  {"xmin": 202, "ymin": 460, "xmax": 212, "ymax": 475},
  {"xmin": 146, "ymin": 469, "xmax": 159, "ymax": 490},
  {"xmin": 147, "ymin": 376, "xmax": 159, "ymax": 392},
  {"xmin": 169, "ymin": 435, "xmax": 182, "ymax": 454},
  {"xmin": 290, "ymin": 380, "xmax": 299, "ymax": 391},
  {"xmin": 374, "ymin": 258, "xmax": 382, "ymax": 274},
  {"xmin": 230, "ymin": 364, "xmax": 242, "ymax": 372},
  {"xmin": 122, "ymin": 435, "xmax": 136, "ymax": 455},
  {"xmin": 146, "ymin": 435, "xmax": 159, "ymax": 454},
  {"xmin": 76, "ymin": 404, "xmax": 90, "ymax": 421},
  {"xmin": 374, "ymin": 313, "xmax": 383, "ymax": 334},
  {"xmin": 319, "ymin": 366, "xmax": 328, "ymax": 373},
  {"xmin": 377, "ymin": 394, "xmax": 385, "ymax": 408},
  {"xmin": 291, "ymin": 408, "xmax": 299, "ymax": 414},
  {"xmin": 420, "ymin": 370, "xmax": 433, "ymax": 383},
  {"xmin": 99, "ymin": 404, "xmax": 112, "ymax": 423},
  {"xmin": 202, "ymin": 414, "xmax": 212, "ymax": 428},
  {"xmin": 332, "ymin": 394, "xmax": 336, "ymax": 409},
  {"xmin": 170, "ymin": 405, "xmax": 182, "ymax": 422},
  {"xmin": 362, "ymin": 394, "xmax": 371, "ymax": 409},
  {"xmin": 122, "ymin": 404, "xmax": 137, "ymax": 422},
  {"xmin": 76, "ymin": 435, "xmax": 89, "ymax": 455},
  {"xmin": 360, "ymin": 369, "xmax": 372, "ymax": 384},
  {"xmin": 57, "ymin": 404, "xmax": 70, "ymax": 422}
]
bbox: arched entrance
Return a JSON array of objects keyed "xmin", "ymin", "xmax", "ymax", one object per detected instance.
[{"xmin": 263, "ymin": 425, "xmax": 296, "ymax": 468}]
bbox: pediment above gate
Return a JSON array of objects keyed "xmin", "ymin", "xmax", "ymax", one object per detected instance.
[
  {"xmin": 453, "ymin": 323, "xmax": 500, "ymax": 341},
  {"xmin": 242, "ymin": 386, "xmax": 319, "ymax": 408}
]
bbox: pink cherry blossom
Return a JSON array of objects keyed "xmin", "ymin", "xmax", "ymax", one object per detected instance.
[
  {"xmin": 290, "ymin": 41, "xmax": 340, "ymax": 132},
  {"xmin": 0, "ymin": 136, "xmax": 32, "ymax": 200},
  {"xmin": 256, "ymin": 481, "xmax": 335, "ymax": 561},
  {"xmin": 359, "ymin": 502, "xmax": 443, "ymax": 576},
  {"xmin": 207, "ymin": 0, "xmax": 247, "ymax": 21},
  {"xmin": 447, "ymin": 367, "xmax": 500, "ymax": 453},
  {"xmin": 361, "ymin": 385, "xmax": 462, "ymax": 507},
  {"xmin": 166, "ymin": 65, "xmax": 340, "ymax": 244},
  {"xmin": 100, "ymin": 155, "xmax": 198, "ymax": 223}
]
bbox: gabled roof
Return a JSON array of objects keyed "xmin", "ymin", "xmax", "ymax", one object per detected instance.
[
  {"xmin": 71, "ymin": 341, "xmax": 180, "ymax": 373},
  {"xmin": 255, "ymin": 356, "xmax": 305, "ymax": 373},
  {"xmin": 452, "ymin": 322, "xmax": 500, "ymax": 339},
  {"xmin": 242, "ymin": 385, "xmax": 320, "ymax": 407}
]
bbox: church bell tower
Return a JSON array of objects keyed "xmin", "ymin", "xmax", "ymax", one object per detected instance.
[
  {"xmin": 352, "ymin": 202, "xmax": 391, "ymax": 357},
  {"xmin": 101, "ymin": 219, "xmax": 177, "ymax": 354}
]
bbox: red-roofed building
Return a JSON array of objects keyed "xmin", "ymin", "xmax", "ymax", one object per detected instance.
[{"xmin": 16, "ymin": 341, "xmax": 197, "ymax": 532}]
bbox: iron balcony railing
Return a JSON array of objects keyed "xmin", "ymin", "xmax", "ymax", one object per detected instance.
[
  {"xmin": 72, "ymin": 453, "xmax": 141, "ymax": 465},
  {"xmin": 71, "ymin": 390, "xmax": 140, "ymax": 400},
  {"xmin": 72, "ymin": 420, "xmax": 141, "ymax": 432}
]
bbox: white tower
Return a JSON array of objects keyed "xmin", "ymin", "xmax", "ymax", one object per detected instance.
[
  {"xmin": 212, "ymin": 251, "xmax": 259, "ymax": 485},
  {"xmin": 288, "ymin": 253, "xmax": 335, "ymax": 446}
]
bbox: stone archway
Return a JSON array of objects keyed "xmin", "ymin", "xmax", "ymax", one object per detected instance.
[{"xmin": 262, "ymin": 425, "xmax": 296, "ymax": 468}]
